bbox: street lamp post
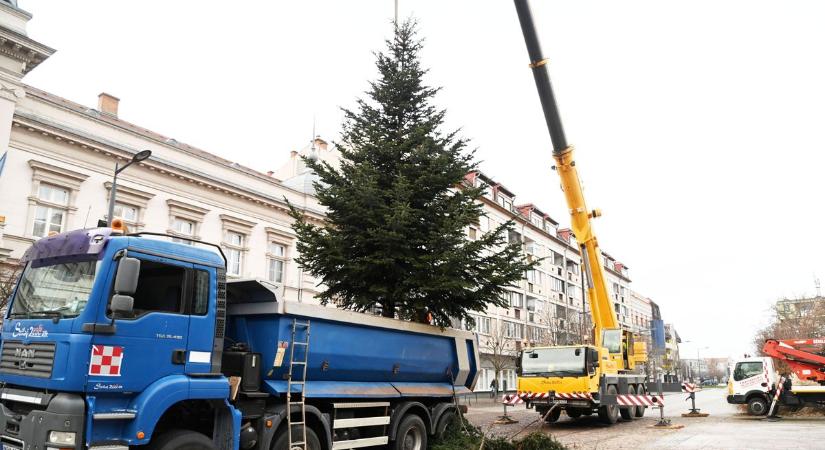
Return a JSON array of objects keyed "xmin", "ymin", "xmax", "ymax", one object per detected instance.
[{"xmin": 107, "ymin": 150, "xmax": 151, "ymax": 226}]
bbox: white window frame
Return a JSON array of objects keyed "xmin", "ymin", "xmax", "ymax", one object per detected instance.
[
  {"xmin": 219, "ymin": 214, "xmax": 256, "ymax": 278},
  {"xmin": 167, "ymin": 199, "xmax": 209, "ymax": 243},
  {"xmin": 224, "ymin": 231, "xmax": 246, "ymax": 277},
  {"xmin": 267, "ymin": 241, "xmax": 287, "ymax": 284},
  {"xmin": 105, "ymin": 182, "xmax": 154, "ymax": 231},
  {"xmin": 26, "ymin": 160, "xmax": 88, "ymax": 239}
]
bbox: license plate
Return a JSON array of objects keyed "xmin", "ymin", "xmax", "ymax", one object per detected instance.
[{"xmin": 3, "ymin": 444, "xmax": 21, "ymax": 450}]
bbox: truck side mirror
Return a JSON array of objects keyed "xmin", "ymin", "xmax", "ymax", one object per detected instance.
[
  {"xmin": 114, "ymin": 257, "xmax": 140, "ymax": 295},
  {"xmin": 111, "ymin": 294, "xmax": 134, "ymax": 316},
  {"xmin": 585, "ymin": 348, "xmax": 599, "ymax": 374}
]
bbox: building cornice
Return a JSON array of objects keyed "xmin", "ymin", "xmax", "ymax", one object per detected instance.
[
  {"xmin": 0, "ymin": 26, "xmax": 54, "ymax": 75},
  {"xmin": 11, "ymin": 114, "xmax": 326, "ymax": 225},
  {"xmin": 219, "ymin": 214, "xmax": 257, "ymax": 233},
  {"xmin": 22, "ymin": 86, "xmax": 285, "ymax": 188},
  {"xmin": 605, "ymin": 265, "xmax": 632, "ymax": 283}
]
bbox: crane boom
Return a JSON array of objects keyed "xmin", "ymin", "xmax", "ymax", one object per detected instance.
[
  {"xmin": 514, "ymin": 0, "xmax": 619, "ymax": 348},
  {"xmin": 763, "ymin": 339, "xmax": 825, "ymax": 384}
]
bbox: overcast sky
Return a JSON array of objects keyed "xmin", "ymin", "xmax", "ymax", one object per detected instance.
[{"xmin": 21, "ymin": 1, "xmax": 825, "ymax": 359}]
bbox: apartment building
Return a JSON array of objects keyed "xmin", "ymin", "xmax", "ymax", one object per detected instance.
[
  {"xmin": 603, "ymin": 252, "xmax": 633, "ymax": 329},
  {"xmin": 662, "ymin": 323, "xmax": 682, "ymax": 382},
  {"xmin": 457, "ymin": 171, "xmax": 588, "ymax": 391},
  {"xmin": 776, "ymin": 296, "xmax": 825, "ymax": 322}
]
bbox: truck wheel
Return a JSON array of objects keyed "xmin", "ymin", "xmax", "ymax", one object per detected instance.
[
  {"xmin": 435, "ymin": 410, "xmax": 457, "ymax": 440},
  {"xmin": 598, "ymin": 385, "xmax": 619, "ymax": 425},
  {"xmin": 271, "ymin": 425, "xmax": 322, "ymax": 450},
  {"xmin": 620, "ymin": 385, "xmax": 636, "ymax": 420},
  {"xmin": 393, "ymin": 414, "xmax": 427, "ymax": 450},
  {"xmin": 542, "ymin": 407, "xmax": 561, "ymax": 423},
  {"xmin": 747, "ymin": 396, "xmax": 769, "ymax": 416},
  {"xmin": 634, "ymin": 385, "xmax": 647, "ymax": 418},
  {"xmin": 148, "ymin": 430, "xmax": 215, "ymax": 450}
]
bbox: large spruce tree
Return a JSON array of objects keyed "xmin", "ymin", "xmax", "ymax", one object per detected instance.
[{"xmin": 291, "ymin": 20, "xmax": 534, "ymax": 326}]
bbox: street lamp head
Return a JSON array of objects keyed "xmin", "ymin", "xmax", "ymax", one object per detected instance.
[{"xmin": 132, "ymin": 149, "xmax": 152, "ymax": 162}]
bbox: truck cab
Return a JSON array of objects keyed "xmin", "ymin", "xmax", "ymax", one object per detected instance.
[
  {"xmin": 0, "ymin": 228, "xmax": 232, "ymax": 449},
  {"xmin": 727, "ymin": 357, "xmax": 774, "ymax": 415}
]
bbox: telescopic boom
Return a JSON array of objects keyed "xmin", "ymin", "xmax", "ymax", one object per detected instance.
[{"xmin": 514, "ymin": 0, "xmax": 619, "ymax": 348}]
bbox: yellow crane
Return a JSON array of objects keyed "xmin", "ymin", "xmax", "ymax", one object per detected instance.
[{"xmin": 513, "ymin": 0, "xmax": 648, "ymax": 425}]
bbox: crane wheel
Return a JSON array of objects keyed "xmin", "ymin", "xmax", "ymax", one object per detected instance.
[
  {"xmin": 620, "ymin": 385, "xmax": 636, "ymax": 420},
  {"xmin": 634, "ymin": 384, "xmax": 646, "ymax": 418},
  {"xmin": 598, "ymin": 385, "xmax": 619, "ymax": 424}
]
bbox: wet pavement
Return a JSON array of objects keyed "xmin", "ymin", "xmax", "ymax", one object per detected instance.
[{"xmin": 462, "ymin": 388, "xmax": 825, "ymax": 449}]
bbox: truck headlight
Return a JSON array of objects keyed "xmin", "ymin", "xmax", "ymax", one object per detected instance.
[{"xmin": 48, "ymin": 430, "xmax": 76, "ymax": 445}]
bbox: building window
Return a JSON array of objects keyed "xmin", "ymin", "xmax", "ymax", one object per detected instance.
[
  {"xmin": 224, "ymin": 231, "xmax": 245, "ymax": 276},
  {"xmin": 479, "ymin": 216, "xmax": 490, "ymax": 233},
  {"xmin": 468, "ymin": 227, "xmax": 477, "ymax": 240},
  {"xmin": 167, "ymin": 199, "xmax": 209, "ymax": 243},
  {"xmin": 503, "ymin": 320, "xmax": 523, "ymax": 339},
  {"xmin": 268, "ymin": 242, "xmax": 286, "ymax": 283},
  {"xmin": 550, "ymin": 277, "xmax": 564, "ymax": 292},
  {"xmin": 32, "ymin": 184, "xmax": 69, "ymax": 238},
  {"xmin": 509, "ymin": 291, "xmax": 524, "ymax": 308},
  {"xmin": 26, "ymin": 160, "xmax": 89, "ymax": 239},
  {"xmin": 171, "ymin": 218, "xmax": 195, "ymax": 245},
  {"xmin": 113, "ymin": 203, "xmax": 138, "ymax": 223},
  {"xmin": 464, "ymin": 315, "xmax": 491, "ymax": 334},
  {"xmin": 105, "ymin": 182, "xmax": 155, "ymax": 231}
]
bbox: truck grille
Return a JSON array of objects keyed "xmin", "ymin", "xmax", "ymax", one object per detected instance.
[{"xmin": 0, "ymin": 341, "xmax": 56, "ymax": 378}]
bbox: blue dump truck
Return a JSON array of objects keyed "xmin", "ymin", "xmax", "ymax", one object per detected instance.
[{"xmin": 0, "ymin": 227, "xmax": 479, "ymax": 450}]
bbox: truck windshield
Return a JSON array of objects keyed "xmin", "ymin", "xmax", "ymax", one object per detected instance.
[
  {"xmin": 10, "ymin": 260, "xmax": 99, "ymax": 318},
  {"xmin": 521, "ymin": 347, "xmax": 586, "ymax": 376}
]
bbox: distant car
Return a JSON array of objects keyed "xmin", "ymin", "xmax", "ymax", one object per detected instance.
[{"xmin": 701, "ymin": 380, "xmax": 717, "ymax": 386}]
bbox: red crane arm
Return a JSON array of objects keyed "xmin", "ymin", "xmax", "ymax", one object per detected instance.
[{"xmin": 763, "ymin": 339, "xmax": 825, "ymax": 384}]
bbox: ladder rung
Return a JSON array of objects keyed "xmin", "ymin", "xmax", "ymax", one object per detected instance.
[
  {"xmin": 291, "ymin": 361, "xmax": 307, "ymax": 365},
  {"xmin": 293, "ymin": 342, "xmax": 309, "ymax": 346},
  {"xmin": 291, "ymin": 421, "xmax": 305, "ymax": 425},
  {"xmin": 289, "ymin": 381, "xmax": 305, "ymax": 384},
  {"xmin": 290, "ymin": 401, "xmax": 305, "ymax": 405}
]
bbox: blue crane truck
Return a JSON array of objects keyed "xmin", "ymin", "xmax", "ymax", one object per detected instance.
[{"xmin": 0, "ymin": 227, "xmax": 480, "ymax": 450}]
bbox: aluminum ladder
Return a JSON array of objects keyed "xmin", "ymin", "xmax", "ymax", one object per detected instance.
[{"xmin": 287, "ymin": 319, "xmax": 310, "ymax": 450}]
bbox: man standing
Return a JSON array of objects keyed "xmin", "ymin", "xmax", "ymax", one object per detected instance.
[{"xmin": 490, "ymin": 377, "xmax": 498, "ymax": 399}]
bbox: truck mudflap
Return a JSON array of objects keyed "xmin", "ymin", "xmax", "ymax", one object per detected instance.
[{"xmin": 0, "ymin": 388, "xmax": 84, "ymax": 449}]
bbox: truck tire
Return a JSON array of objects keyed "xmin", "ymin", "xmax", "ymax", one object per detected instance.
[
  {"xmin": 619, "ymin": 385, "xmax": 636, "ymax": 420},
  {"xmin": 598, "ymin": 385, "xmax": 619, "ymax": 425},
  {"xmin": 435, "ymin": 410, "xmax": 457, "ymax": 440},
  {"xmin": 392, "ymin": 414, "xmax": 427, "ymax": 450},
  {"xmin": 747, "ymin": 396, "xmax": 769, "ymax": 416},
  {"xmin": 272, "ymin": 425, "xmax": 321, "ymax": 450},
  {"xmin": 540, "ymin": 406, "xmax": 561, "ymax": 423},
  {"xmin": 634, "ymin": 385, "xmax": 646, "ymax": 418},
  {"xmin": 148, "ymin": 430, "xmax": 216, "ymax": 450}
]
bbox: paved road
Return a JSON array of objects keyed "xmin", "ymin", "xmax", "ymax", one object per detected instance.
[{"xmin": 463, "ymin": 388, "xmax": 825, "ymax": 449}]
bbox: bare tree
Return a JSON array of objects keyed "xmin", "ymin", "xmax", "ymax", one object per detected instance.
[
  {"xmin": 536, "ymin": 305, "xmax": 560, "ymax": 346},
  {"xmin": 753, "ymin": 298, "xmax": 825, "ymax": 375},
  {"xmin": 482, "ymin": 320, "xmax": 518, "ymax": 392}
]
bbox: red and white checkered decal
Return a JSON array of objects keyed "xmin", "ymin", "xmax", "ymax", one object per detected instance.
[{"xmin": 89, "ymin": 345, "xmax": 124, "ymax": 376}]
